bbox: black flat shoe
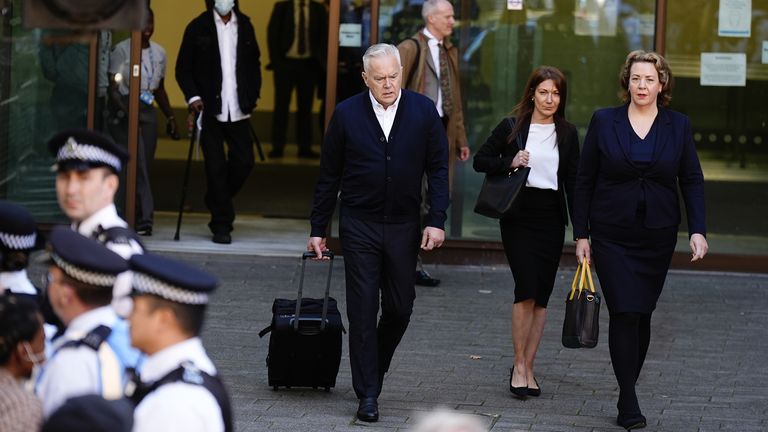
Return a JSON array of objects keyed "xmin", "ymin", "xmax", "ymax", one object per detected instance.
[
  {"xmin": 527, "ymin": 377, "xmax": 541, "ymax": 397},
  {"xmin": 509, "ymin": 367, "xmax": 528, "ymax": 398},
  {"xmin": 212, "ymin": 233, "xmax": 232, "ymax": 244},
  {"xmin": 617, "ymin": 412, "xmax": 646, "ymax": 430},
  {"xmin": 356, "ymin": 397, "xmax": 379, "ymax": 422}
]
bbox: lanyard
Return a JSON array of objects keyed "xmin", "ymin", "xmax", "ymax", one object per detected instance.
[{"xmin": 142, "ymin": 45, "xmax": 155, "ymax": 91}]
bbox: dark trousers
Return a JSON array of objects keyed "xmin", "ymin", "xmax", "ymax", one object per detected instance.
[
  {"xmin": 271, "ymin": 58, "xmax": 317, "ymax": 155},
  {"xmin": 199, "ymin": 115, "xmax": 254, "ymax": 234},
  {"xmin": 608, "ymin": 312, "xmax": 652, "ymax": 414},
  {"xmin": 109, "ymin": 98, "xmax": 158, "ymax": 230},
  {"xmin": 339, "ymin": 214, "xmax": 420, "ymax": 398}
]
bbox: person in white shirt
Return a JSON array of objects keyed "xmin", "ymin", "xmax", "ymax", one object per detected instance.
[
  {"xmin": 0, "ymin": 200, "xmax": 44, "ymax": 297},
  {"xmin": 35, "ymin": 227, "xmax": 141, "ymax": 418},
  {"xmin": 473, "ymin": 66, "xmax": 580, "ymax": 400},
  {"xmin": 108, "ymin": 8, "xmax": 180, "ymax": 237},
  {"xmin": 176, "ymin": 0, "xmax": 262, "ymax": 245},
  {"xmin": 125, "ymin": 253, "xmax": 231, "ymax": 432}
]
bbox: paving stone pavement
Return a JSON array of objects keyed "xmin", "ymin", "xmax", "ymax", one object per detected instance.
[{"xmin": 35, "ymin": 252, "xmax": 768, "ymax": 431}]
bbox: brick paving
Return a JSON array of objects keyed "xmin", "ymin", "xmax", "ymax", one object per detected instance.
[
  {"xmin": 30, "ymin": 252, "xmax": 768, "ymax": 431},
  {"xmin": 158, "ymin": 253, "xmax": 768, "ymax": 432}
]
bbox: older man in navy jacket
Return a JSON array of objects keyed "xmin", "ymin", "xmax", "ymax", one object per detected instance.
[{"xmin": 308, "ymin": 43, "xmax": 449, "ymax": 423}]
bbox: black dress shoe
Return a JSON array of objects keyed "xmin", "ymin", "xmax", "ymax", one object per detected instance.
[
  {"xmin": 509, "ymin": 367, "xmax": 528, "ymax": 398},
  {"xmin": 356, "ymin": 397, "xmax": 379, "ymax": 422},
  {"xmin": 268, "ymin": 149, "xmax": 284, "ymax": 159},
  {"xmin": 212, "ymin": 233, "xmax": 232, "ymax": 244},
  {"xmin": 415, "ymin": 270, "xmax": 440, "ymax": 287},
  {"xmin": 617, "ymin": 412, "xmax": 646, "ymax": 430},
  {"xmin": 136, "ymin": 227, "xmax": 152, "ymax": 237},
  {"xmin": 527, "ymin": 377, "xmax": 541, "ymax": 397}
]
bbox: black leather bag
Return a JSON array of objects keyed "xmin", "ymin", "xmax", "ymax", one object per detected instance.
[
  {"xmin": 562, "ymin": 261, "xmax": 601, "ymax": 349},
  {"xmin": 474, "ymin": 118, "xmax": 530, "ymax": 219},
  {"xmin": 473, "ymin": 166, "xmax": 531, "ymax": 218}
]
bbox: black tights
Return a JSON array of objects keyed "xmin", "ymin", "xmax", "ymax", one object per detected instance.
[{"xmin": 608, "ymin": 312, "xmax": 652, "ymax": 414}]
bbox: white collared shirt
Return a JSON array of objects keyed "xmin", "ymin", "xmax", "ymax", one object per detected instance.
[
  {"xmin": 0, "ymin": 270, "xmax": 37, "ymax": 295},
  {"xmin": 133, "ymin": 338, "xmax": 223, "ymax": 432},
  {"xmin": 369, "ymin": 90, "xmax": 401, "ymax": 139},
  {"xmin": 525, "ymin": 123, "xmax": 559, "ymax": 190},
  {"xmin": 36, "ymin": 307, "xmax": 123, "ymax": 417},
  {"xmin": 286, "ymin": 0, "xmax": 311, "ymax": 59},
  {"xmin": 213, "ymin": 10, "xmax": 249, "ymax": 122},
  {"xmin": 74, "ymin": 203, "xmax": 142, "ymax": 260},
  {"xmin": 422, "ymin": 27, "xmax": 445, "ymax": 117}
]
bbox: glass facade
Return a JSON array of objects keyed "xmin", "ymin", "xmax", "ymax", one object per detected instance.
[
  {"xmin": 376, "ymin": 0, "xmax": 768, "ymax": 255},
  {"xmin": 0, "ymin": 1, "xmax": 124, "ymax": 223},
  {"xmin": 2, "ymin": 0, "xmax": 767, "ymax": 258}
]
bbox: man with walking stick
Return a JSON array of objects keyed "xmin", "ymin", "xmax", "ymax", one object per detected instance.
[{"xmin": 176, "ymin": 0, "xmax": 262, "ymax": 245}]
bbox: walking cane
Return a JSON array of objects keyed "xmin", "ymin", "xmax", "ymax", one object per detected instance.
[
  {"xmin": 173, "ymin": 112, "xmax": 200, "ymax": 241},
  {"xmin": 248, "ymin": 122, "xmax": 265, "ymax": 162}
]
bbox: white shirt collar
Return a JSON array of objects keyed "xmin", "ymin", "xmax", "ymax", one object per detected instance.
[
  {"xmin": 75, "ymin": 204, "xmax": 127, "ymax": 237},
  {"xmin": 368, "ymin": 90, "xmax": 402, "ymax": 113},
  {"xmin": 59, "ymin": 306, "xmax": 117, "ymax": 344},
  {"xmin": 140, "ymin": 337, "xmax": 216, "ymax": 382},
  {"xmin": 423, "ymin": 27, "xmax": 441, "ymax": 45},
  {"xmin": 0, "ymin": 270, "xmax": 37, "ymax": 295}
]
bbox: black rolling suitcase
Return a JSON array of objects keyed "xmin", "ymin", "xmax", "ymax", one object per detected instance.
[{"xmin": 258, "ymin": 251, "xmax": 344, "ymax": 391}]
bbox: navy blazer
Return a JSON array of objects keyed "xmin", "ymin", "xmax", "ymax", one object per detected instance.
[
  {"xmin": 175, "ymin": 9, "xmax": 262, "ymax": 115},
  {"xmin": 310, "ymin": 90, "xmax": 449, "ymax": 237},
  {"xmin": 473, "ymin": 117, "xmax": 580, "ymax": 226},
  {"xmin": 572, "ymin": 105, "xmax": 706, "ymax": 239}
]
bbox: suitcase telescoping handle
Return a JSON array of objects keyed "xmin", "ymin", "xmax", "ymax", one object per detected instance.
[{"xmin": 297, "ymin": 251, "xmax": 334, "ymax": 331}]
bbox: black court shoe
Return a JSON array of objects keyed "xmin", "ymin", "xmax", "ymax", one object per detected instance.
[
  {"xmin": 527, "ymin": 377, "xmax": 541, "ymax": 397},
  {"xmin": 509, "ymin": 367, "xmax": 528, "ymax": 398}
]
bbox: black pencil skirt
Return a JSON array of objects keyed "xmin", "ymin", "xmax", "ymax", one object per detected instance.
[
  {"xmin": 499, "ymin": 187, "xmax": 564, "ymax": 308},
  {"xmin": 591, "ymin": 209, "xmax": 677, "ymax": 314}
]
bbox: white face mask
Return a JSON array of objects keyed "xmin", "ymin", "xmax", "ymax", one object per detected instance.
[{"xmin": 214, "ymin": 0, "xmax": 235, "ymax": 16}]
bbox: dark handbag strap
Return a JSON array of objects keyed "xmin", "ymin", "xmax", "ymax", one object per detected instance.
[{"xmin": 506, "ymin": 117, "xmax": 526, "ymax": 152}]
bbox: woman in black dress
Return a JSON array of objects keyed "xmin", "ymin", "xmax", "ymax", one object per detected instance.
[
  {"xmin": 474, "ymin": 66, "xmax": 579, "ymax": 398},
  {"xmin": 573, "ymin": 51, "xmax": 709, "ymax": 430}
]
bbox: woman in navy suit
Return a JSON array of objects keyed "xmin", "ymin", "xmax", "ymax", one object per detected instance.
[
  {"xmin": 474, "ymin": 66, "xmax": 579, "ymax": 399},
  {"xmin": 573, "ymin": 51, "xmax": 709, "ymax": 430}
]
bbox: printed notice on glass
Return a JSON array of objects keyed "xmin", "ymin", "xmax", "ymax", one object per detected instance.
[
  {"xmin": 507, "ymin": 0, "xmax": 523, "ymax": 10},
  {"xmin": 700, "ymin": 53, "xmax": 746, "ymax": 86},
  {"xmin": 718, "ymin": 0, "xmax": 751, "ymax": 37},
  {"xmin": 339, "ymin": 23, "xmax": 362, "ymax": 47}
]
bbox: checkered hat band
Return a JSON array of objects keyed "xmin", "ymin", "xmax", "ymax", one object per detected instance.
[
  {"xmin": 0, "ymin": 232, "xmax": 36, "ymax": 250},
  {"xmin": 57, "ymin": 138, "xmax": 122, "ymax": 171},
  {"xmin": 133, "ymin": 273, "xmax": 209, "ymax": 305},
  {"xmin": 51, "ymin": 253, "xmax": 117, "ymax": 287}
]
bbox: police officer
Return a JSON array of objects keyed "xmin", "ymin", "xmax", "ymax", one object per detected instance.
[
  {"xmin": 35, "ymin": 227, "xmax": 141, "ymax": 417},
  {"xmin": 126, "ymin": 253, "xmax": 232, "ymax": 432},
  {"xmin": 48, "ymin": 128, "xmax": 143, "ymax": 259},
  {"xmin": 0, "ymin": 200, "xmax": 44, "ymax": 296},
  {"xmin": 0, "ymin": 200, "xmax": 64, "ymax": 335}
]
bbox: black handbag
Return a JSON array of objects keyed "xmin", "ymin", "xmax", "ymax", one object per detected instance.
[
  {"xmin": 473, "ymin": 119, "xmax": 530, "ymax": 219},
  {"xmin": 562, "ymin": 261, "xmax": 601, "ymax": 349}
]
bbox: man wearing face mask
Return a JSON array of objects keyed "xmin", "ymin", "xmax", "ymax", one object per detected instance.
[
  {"xmin": 176, "ymin": 0, "xmax": 262, "ymax": 245},
  {"xmin": 0, "ymin": 294, "xmax": 46, "ymax": 432}
]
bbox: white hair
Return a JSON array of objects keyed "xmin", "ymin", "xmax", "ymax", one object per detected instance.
[
  {"xmin": 362, "ymin": 43, "xmax": 402, "ymax": 73},
  {"xmin": 410, "ymin": 409, "xmax": 488, "ymax": 432},
  {"xmin": 422, "ymin": 0, "xmax": 450, "ymax": 20}
]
